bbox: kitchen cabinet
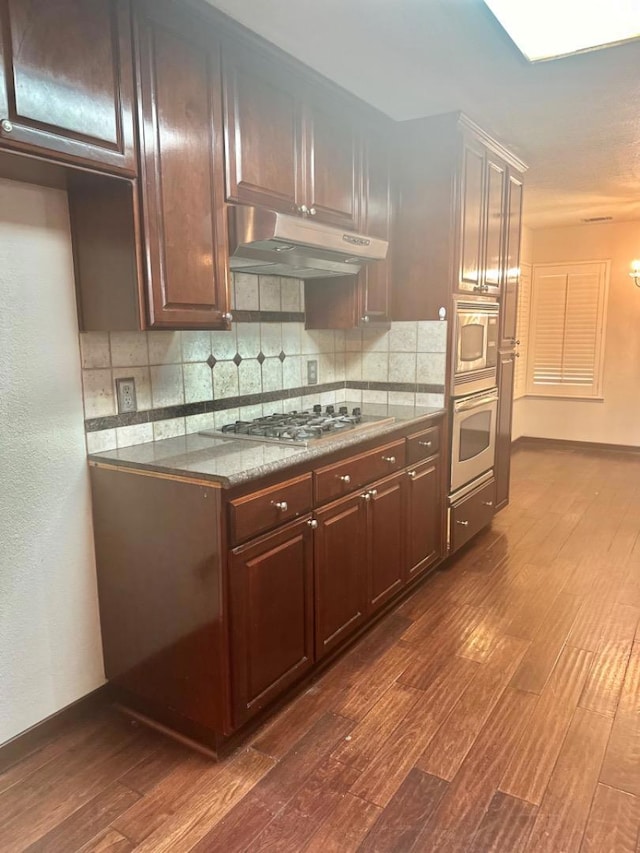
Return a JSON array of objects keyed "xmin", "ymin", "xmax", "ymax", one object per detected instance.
[
  {"xmin": 304, "ymin": 124, "xmax": 393, "ymax": 329},
  {"xmin": 368, "ymin": 472, "xmax": 406, "ymax": 611},
  {"xmin": 392, "ymin": 112, "xmax": 527, "ymax": 321},
  {"xmin": 135, "ymin": 0, "xmax": 230, "ymax": 329},
  {"xmin": 229, "ymin": 517, "xmax": 315, "ymax": 727},
  {"xmin": 495, "ymin": 349, "xmax": 516, "ymax": 511},
  {"xmin": 449, "ymin": 474, "xmax": 496, "ymax": 553},
  {"xmin": 0, "ymin": 0, "xmax": 136, "ymax": 175},
  {"xmin": 500, "ymin": 173, "xmax": 524, "ymax": 347},
  {"xmin": 406, "ymin": 457, "xmax": 442, "ymax": 580},
  {"xmin": 314, "ymin": 492, "xmax": 369, "ymax": 659},
  {"xmin": 70, "ymin": 0, "xmax": 232, "ymax": 331},
  {"xmin": 222, "ymin": 42, "xmax": 361, "ymax": 231},
  {"xmin": 222, "ymin": 42, "xmax": 303, "ymax": 216}
]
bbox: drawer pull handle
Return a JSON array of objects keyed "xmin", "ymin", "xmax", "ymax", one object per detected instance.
[
  {"xmin": 408, "ymin": 470, "xmax": 417, "ymax": 478},
  {"xmin": 369, "ymin": 489, "xmax": 378, "ymax": 498},
  {"xmin": 271, "ymin": 501, "xmax": 288, "ymax": 512},
  {"xmin": 482, "ymin": 501, "xmax": 494, "ymax": 507},
  {"xmin": 361, "ymin": 492, "xmax": 371, "ymax": 502},
  {"xmin": 1, "ymin": 119, "xmax": 13, "ymax": 133},
  {"xmin": 456, "ymin": 520, "xmax": 469, "ymax": 527},
  {"xmin": 418, "ymin": 440, "xmax": 432, "ymax": 448},
  {"xmin": 307, "ymin": 519, "xmax": 318, "ymax": 529},
  {"xmin": 338, "ymin": 474, "xmax": 351, "ymax": 484},
  {"xmin": 382, "ymin": 456, "xmax": 396, "ymax": 464}
]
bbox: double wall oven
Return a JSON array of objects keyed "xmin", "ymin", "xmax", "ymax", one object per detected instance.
[{"xmin": 450, "ymin": 296, "xmax": 499, "ymax": 497}]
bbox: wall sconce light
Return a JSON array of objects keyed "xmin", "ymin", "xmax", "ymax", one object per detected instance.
[{"xmin": 630, "ymin": 260, "xmax": 640, "ymax": 288}]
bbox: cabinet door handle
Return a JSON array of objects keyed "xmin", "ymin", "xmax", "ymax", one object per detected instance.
[
  {"xmin": 368, "ymin": 489, "xmax": 378, "ymax": 498},
  {"xmin": 407, "ymin": 470, "xmax": 417, "ymax": 479},
  {"xmin": 309, "ymin": 207, "xmax": 317, "ymax": 216},
  {"xmin": 222, "ymin": 312, "xmax": 233, "ymax": 322},
  {"xmin": 361, "ymin": 492, "xmax": 371, "ymax": 502},
  {"xmin": 1, "ymin": 119, "xmax": 13, "ymax": 133},
  {"xmin": 271, "ymin": 501, "xmax": 288, "ymax": 512},
  {"xmin": 299, "ymin": 204, "xmax": 309, "ymax": 215},
  {"xmin": 382, "ymin": 456, "xmax": 396, "ymax": 464},
  {"xmin": 337, "ymin": 474, "xmax": 351, "ymax": 484},
  {"xmin": 482, "ymin": 500, "xmax": 494, "ymax": 507},
  {"xmin": 418, "ymin": 440, "xmax": 432, "ymax": 448},
  {"xmin": 456, "ymin": 520, "xmax": 469, "ymax": 527},
  {"xmin": 361, "ymin": 315, "xmax": 370, "ymax": 324},
  {"xmin": 307, "ymin": 519, "xmax": 318, "ymax": 529},
  {"xmin": 514, "ymin": 352, "xmax": 520, "ymax": 358}
]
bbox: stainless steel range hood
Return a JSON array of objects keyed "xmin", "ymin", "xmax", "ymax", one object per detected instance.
[{"xmin": 228, "ymin": 205, "xmax": 388, "ymax": 279}]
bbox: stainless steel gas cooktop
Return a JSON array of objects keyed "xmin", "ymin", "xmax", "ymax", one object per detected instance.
[{"xmin": 199, "ymin": 405, "xmax": 395, "ymax": 447}]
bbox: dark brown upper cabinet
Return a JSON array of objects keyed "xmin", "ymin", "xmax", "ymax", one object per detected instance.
[
  {"xmin": 304, "ymin": 121, "xmax": 393, "ymax": 329},
  {"xmin": 71, "ymin": 0, "xmax": 231, "ymax": 331},
  {"xmin": 392, "ymin": 112, "xmax": 527, "ymax": 321},
  {"xmin": 222, "ymin": 42, "xmax": 362, "ymax": 232},
  {"xmin": 0, "ymin": 0, "xmax": 136, "ymax": 175},
  {"xmin": 222, "ymin": 41, "xmax": 303, "ymax": 216},
  {"xmin": 303, "ymin": 89, "xmax": 361, "ymax": 231},
  {"xmin": 500, "ymin": 172, "xmax": 524, "ymax": 347},
  {"xmin": 134, "ymin": 0, "xmax": 230, "ymax": 329}
]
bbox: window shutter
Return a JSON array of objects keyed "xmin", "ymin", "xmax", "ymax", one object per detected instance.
[{"xmin": 526, "ymin": 262, "xmax": 609, "ymax": 398}]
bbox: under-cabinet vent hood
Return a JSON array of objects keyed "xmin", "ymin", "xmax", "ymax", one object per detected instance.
[{"xmin": 228, "ymin": 205, "xmax": 388, "ymax": 279}]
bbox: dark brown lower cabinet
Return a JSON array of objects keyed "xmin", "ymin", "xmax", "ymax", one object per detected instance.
[
  {"xmin": 229, "ymin": 517, "xmax": 315, "ymax": 727},
  {"xmin": 406, "ymin": 457, "xmax": 442, "ymax": 580},
  {"xmin": 314, "ymin": 492, "xmax": 368, "ymax": 660},
  {"xmin": 368, "ymin": 472, "xmax": 405, "ymax": 612},
  {"xmin": 496, "ymin": 349, "xmax": 516, "ymax": 511}
]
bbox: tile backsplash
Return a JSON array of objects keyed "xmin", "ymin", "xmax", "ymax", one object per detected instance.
[{"xmin": 81, "ymin": 273, "xmax": 446, "ymax": 452}]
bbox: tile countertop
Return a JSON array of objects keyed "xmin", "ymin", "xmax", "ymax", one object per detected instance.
[{"xmin": 87, "ymin": 402, "xmax": 446, "ymax": 488}]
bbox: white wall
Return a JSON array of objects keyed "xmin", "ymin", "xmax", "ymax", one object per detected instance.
[
  {"xmin": 517, "ymin": 220, "xmax": 640, "ymax": 446},
  {"xmin": 0, "ymin": 179, "xmax": 104, "ymax": 745}
]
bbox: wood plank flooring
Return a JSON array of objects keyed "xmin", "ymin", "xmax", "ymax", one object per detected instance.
[{"xmin": 4, "ymin": 442, "xmax": 640, "ymax": 851}]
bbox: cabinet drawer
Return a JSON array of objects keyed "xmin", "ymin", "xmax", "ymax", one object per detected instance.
[
  {"xmin": 406, "ymin": 425, "xmax": 440, "ymax": 465},
  {"xmin": 449, "ymin": 477, "xmax": 496, "ymax": 553},
  {"xmin": 230, "ymin": 474, "xmax": 313, "ymax": 545},
  {"xmin": 314, "ymin": 439, "xmax": 405, "ymax": 505}
]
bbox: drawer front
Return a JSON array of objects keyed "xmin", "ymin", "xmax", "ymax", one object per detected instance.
[
  {"xmin": 230, "ymin": 474, "xmax": 313, "ymax": 545},
  {"xmin": 449, "ymin": 477, "xmax": 496, "ymax": 553},
  {"xmin": 314, "ymin": 439, "xmax": 406, "ymax": 505},
  {"xmin": 406, "ymin": 425, "xmax": 441, "ymax": 465}
]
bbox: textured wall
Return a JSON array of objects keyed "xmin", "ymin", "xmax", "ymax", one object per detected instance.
[{"xmin": 0, "ymin": 179, "xmax": 104, "ymax": 745}]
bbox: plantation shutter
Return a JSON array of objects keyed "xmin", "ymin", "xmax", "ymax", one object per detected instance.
[{"xmin": 526, "ymin": 262, "xmax": 609, "ymax": 398}]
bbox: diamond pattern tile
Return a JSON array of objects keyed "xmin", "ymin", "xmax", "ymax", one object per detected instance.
[
  {"xmin": 233, "ymin": 353, "xmax": 243, "ymax": 366},
  {"xmin": 278, "ymin": 350, "xmax": 286, "ymax": 362},
  {"xmin": 206, "ymin": 355, "xmax": 217, "ymax": 369},
  {"xmin": 257, "ymin": 352, "xmax": 266, "ymax": 365}
]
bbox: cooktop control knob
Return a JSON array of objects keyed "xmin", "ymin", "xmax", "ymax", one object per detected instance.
[
  {"xmin": 339, "ymin": 406, "xmax": 348, "ymax": 415},
  {"xmin": 313, "ymin": 404, "xmax": 322, "ymax": 413},
  {"xmin": 326, "ymin": 405, "xmax": 335, "ymax": 415},
  {"xmin": 352, "ymin": 407, "xmax": 361, "ymax": 418}
]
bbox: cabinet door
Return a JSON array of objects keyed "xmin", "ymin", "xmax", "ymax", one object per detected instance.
[
  {"xmin": 500, "ymin": 173, "xmax": 524, "ymax": 346},
  {"xmin": 0, "ymin": 0, "xmax": 136, "ymax": 174},
  {"xmin": 458, "ymin": 139, "xmax": 485, "ymax": 292},
  {"xmin": 359, "ymin": 129, "xmax": 392, "ymax": 322},
  {"xmin": 229, "ymin": 518, "xmax": 314, "ymax": 726},
  {"xmin": 304, "ymin": 94, "xmax": 361, "ymax": 230},
  {"xmin": 483, "ymin": 156, "xmax": 506, "ymax": 293},
  {"xmin": 368, "ymin": 473, "xmax": 405, "ymax": 612},
  {"xmin": 406, "ymin": 458, "xmax": 442, "ymax": 580},
  {"xmin": 495, "ymin": 350, "xmax": 516, "ymax": 511},
  {"xmin": 222, "ymin": 44, "xmax": 303, "ymax": 215},
  {"xmin": 314, "ymin": 492, "xmax": 368, "ymax": 659},
  {"xmin": 135, "ymin": 2, "xmax": 230, "ymax": 328}
]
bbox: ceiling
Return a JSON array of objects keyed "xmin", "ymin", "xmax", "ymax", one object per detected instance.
[{"xmin": 204, "ymin": 0, "xmax": 640, "ymax": 231}]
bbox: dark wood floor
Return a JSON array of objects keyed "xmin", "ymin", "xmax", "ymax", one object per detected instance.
[{"xmin": 4, "ymin": 443, "xmax": 640, "ymax": 852}]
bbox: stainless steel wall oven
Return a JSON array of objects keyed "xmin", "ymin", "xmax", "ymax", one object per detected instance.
[{"xmin": 450, "ymin": 387, "xmax": 498, "ymax": 494}]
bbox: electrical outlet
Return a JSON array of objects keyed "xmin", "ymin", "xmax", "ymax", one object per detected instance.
[
  {"xmin": 307, "ymin": 359, "xmax": 318, "ymax": 385},
  {"xmin": 115, "ymin": 377, "xmax": 137, "ymax": 413}
]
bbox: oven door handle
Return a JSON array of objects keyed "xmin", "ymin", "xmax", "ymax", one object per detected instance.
[{"xmin": 455, "ymin": 392, "xmax": 499, "ymax": 412}]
